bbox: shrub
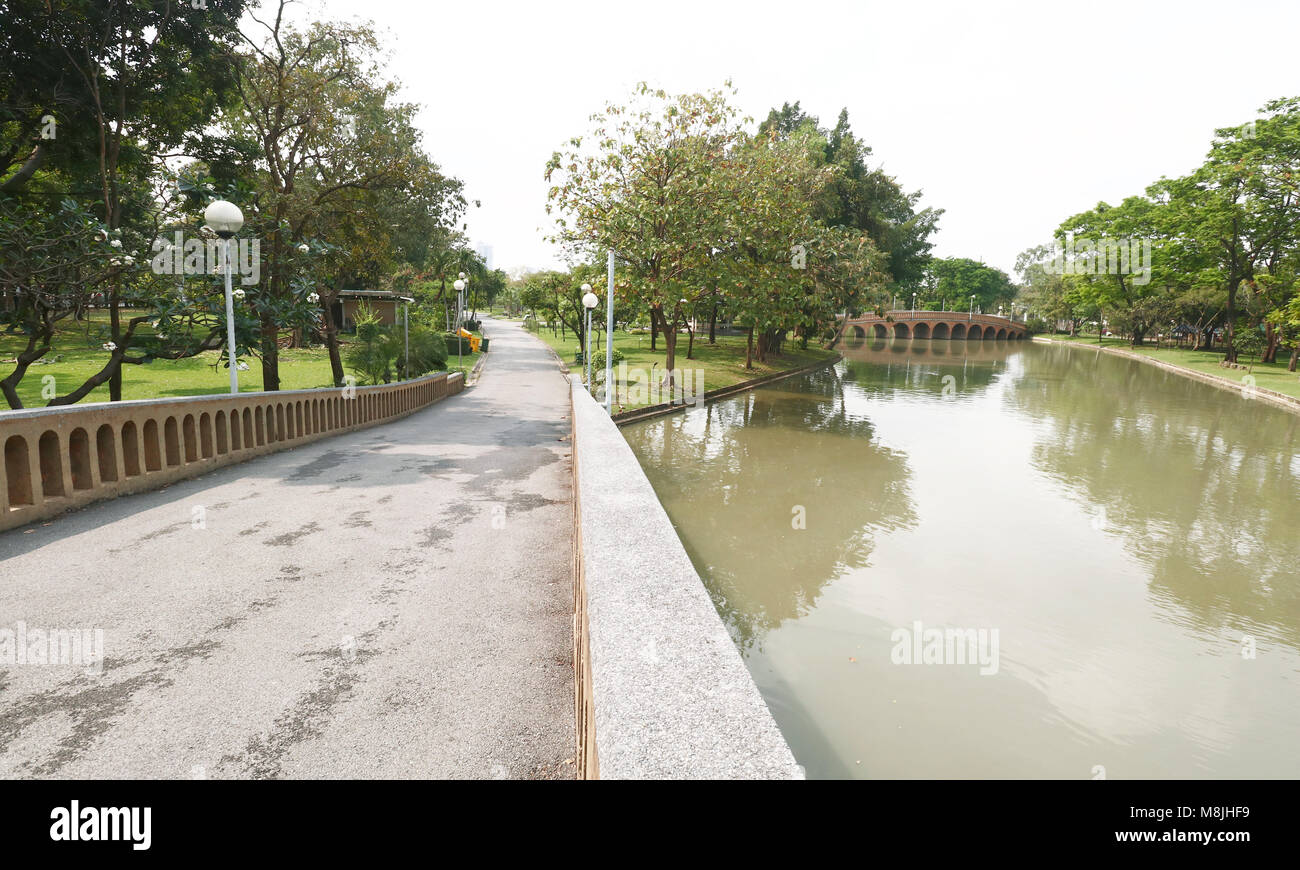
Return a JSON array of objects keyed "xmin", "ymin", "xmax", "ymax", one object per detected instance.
[
  {"xmin": 400, "ymin": 326, "xmax": 448, "ymax": 377},
  {"xmin": 345, "ymin": 303, "xmax": 400, "ymax": 384}
]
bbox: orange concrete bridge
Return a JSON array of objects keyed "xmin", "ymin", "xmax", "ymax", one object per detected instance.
[{"xmin": 842, "ymin": 310, "xmax": 1029, "ymax": 341}]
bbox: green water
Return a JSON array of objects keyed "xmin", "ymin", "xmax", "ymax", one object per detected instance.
[{"xmin": 622, "ymin": 338, "xmax": 1300, "ymax": 779}]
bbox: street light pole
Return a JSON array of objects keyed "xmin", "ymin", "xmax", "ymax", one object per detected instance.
[
  {"xmin": 224, "ymin": 238, "xmax": 237, "ymax": 394},
  {"xmin": 605, "ymin": 250, "xmax": 614, "ymax": 413},
  {"xmin": 582, "ymin": 285, "xmax": 599, "ymax": 395},
  {"xmin": 403, "ymin": 298, "xmax": 410, "ymax": 377},
  {"xmin": 204, "ymin": 199, "xmax": 244, "ymax": 395},
  {"xmin": 969, "ymin": 294, "xmax": 976, "ymax": 321},
  {"xmin": 454, "ymin": 276, "xmax": 466, "ymax": 372}
]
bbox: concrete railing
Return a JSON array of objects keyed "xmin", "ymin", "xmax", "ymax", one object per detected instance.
[
  {"xmin": 0, "ymin": 371, "xmax": 463, "ymax": 532},
  {"xmin": 570, "ymin": 376, "xmax": 803, "ymax": 779},
  {"xmin": 881, "ymin": 310, "xmax": 1022, "ymax": 325}
]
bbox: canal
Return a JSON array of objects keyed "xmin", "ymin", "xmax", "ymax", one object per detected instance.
[{"xmin": 621, "ymin": 338, "xmax": 1300, "ymax": 778}]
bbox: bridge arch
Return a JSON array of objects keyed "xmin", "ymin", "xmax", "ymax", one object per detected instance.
[
  {"xmin": 913, "ymin": 322, "xmax": 930, "ymax": 339},
  {"xmin": 874, "ymin": 323, "xmax": 888, "ymax": 338},
  {"xmin": 967, "ymin": 325, "xmax": 982, "ymax": 340},
  {"xmin": 951, "ymin": 323, "xmax": 966, "ymax": 340},
  {"xmin": 997, "ymin": 328, "xmax": 1007, "ymax": 340},
  {"xmin": 893, "ymin": 322, "xmax": 910, "ymax": 339},
  {"xmin": 932, "ymin": 323, "xmax": 950, "ymax": 339}
]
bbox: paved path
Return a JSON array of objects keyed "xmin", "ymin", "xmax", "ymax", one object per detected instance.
[{"xmin": 0, "ymin": 316, "xmax": 576, "ymax": 779}]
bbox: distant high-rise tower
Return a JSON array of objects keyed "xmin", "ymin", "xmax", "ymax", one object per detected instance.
[{"xmin": 475, "ymin": 244, "xmax": 494, "ymax": 269}]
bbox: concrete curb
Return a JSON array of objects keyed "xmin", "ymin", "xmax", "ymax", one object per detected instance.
[
  {"xmin": 465, "ymin": 325, "xmax": 490, "ymax": 387},
  {"xmin": 569, "ymin": 375, "xmax": 803, "ymax": 780},
  {"xmin": 1034, "ymin": 336, "xmax": 1300, "ymax": 417}
]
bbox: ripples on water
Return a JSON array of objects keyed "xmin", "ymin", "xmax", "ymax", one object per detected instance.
[{"xmin": 622, "ymin": 338, "xmax": 1300, "ymax": 779}]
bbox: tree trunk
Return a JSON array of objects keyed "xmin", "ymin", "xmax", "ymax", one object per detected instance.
[
  {"xmin": 651, "ymin": 306, "xmax": 677, "ymax": 391},
  {"xmin": 1223, "ymin": 279, "xmax": 1239, "ymax": 362},
  {"xmin": 708, "ymin": 301, "xmax": 718, "ymax": 344},
  {"xmin": 322, "ymin": 289, "xmax": 345, "ymax": 386},
  {"xmin": 261, "ymin": 313, "xmax": 281, "ymax": 391},
  {"xmin": 756, "ymin": 329, "xmax": 783, "ymax": 362},
  {"xmin": 108, "ymin": 284, "xmax": 122, "ymax": 401},
  {"xmin": 0, "ymin": 329, "xmax": 52, "ymax": 409},
  {"xmin": 745, "ymin": 325, "xmax": 754, "ymax": 370},
  {"xmin": 1289, "ymin": 348, "xmax": 1298, "ymax": 373},
  {"xmin": 1263, "ymin": 322, "xmax": 1279, "ymax": 364},
  {"xmin": 0, "ymin": 143, "xmax": 46, "ymax": 193},
  {"xmin": 650, "ymin": 316, "xmax": 658, "ymax": 351}
]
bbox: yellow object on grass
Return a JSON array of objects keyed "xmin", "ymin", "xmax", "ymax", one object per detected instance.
[{"xmin": 457, "ymin": 328, "xmax": 481, "ymax": 353}]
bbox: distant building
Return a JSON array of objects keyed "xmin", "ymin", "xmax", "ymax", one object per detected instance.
[{"xmin": 475, "ymin": 244, "xmax": 494, "ymax": 269}]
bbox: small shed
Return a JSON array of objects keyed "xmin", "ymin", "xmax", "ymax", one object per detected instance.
[{"xmin": 332, "ymin": 290, "xmax": 408, "ymax": 332}]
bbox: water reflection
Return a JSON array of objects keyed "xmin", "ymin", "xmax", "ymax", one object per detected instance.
[
  {"xmin": 623, "ymin": 339, "xmax": 1300, "ymax": 778},
  {"xmin": 1012, "ymin": 343, "xmax": 1300, "ymax": 648},
  {"xmin": 631, "ymin": 367, "xmax": 917, "ymax": 650}
]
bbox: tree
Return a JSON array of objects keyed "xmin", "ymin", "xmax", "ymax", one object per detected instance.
[
  {"xmin": 1, "ymin": 0, "xmax": 250, "ymax": 401},
  {"xmin": 230, "ymin": 2, "xmax": 463, "ymax": 389},
  {"xmin": 1015, "ymin": 244, "xmax": 1076, "ymax": 333},
  {"xmin": 547, "ymin": 83, "xmax": 885, "ymax": 377},
  {"xmin": 715, "ymin": 127, "xmax": 880, "ymax": 366},
  {"xmin": 547, "ymin": 83, "xmax": 748, "ymax": 382},
  {"xmin": 1058, "ymin": 197, "xmax": 1168, "ymax": 345},
  {"xmin": 928, "ymin": 257, "xmax": 1017, "ymax": 316},
  {"xmin": 759, "ymin": 103, "xmax": 942, "ymax": 291},
  {"xmin": 1270, "ymin": 293, "xmax": 1300, "ymax": 372},
  {"xmin": 0, "ymin": 198, "xmax": 113, "ymax": 407},
  {"xmin": 1148, "ymin": 98, "xmax": 1300, "ymax": 361}
]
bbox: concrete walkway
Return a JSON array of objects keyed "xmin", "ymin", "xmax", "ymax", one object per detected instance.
[{"xmin": 0, "ymin": 316, "xmax": 576, "ymax": 779}]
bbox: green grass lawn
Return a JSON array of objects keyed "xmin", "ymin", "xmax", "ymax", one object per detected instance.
[
  {"xmin": 1040, "ymin": 333, "xmax": 1300, "ymax": 400},
  {"xmin": 526, "ymin": 324, "xmax": 838, "ymax": 411},
  {"xmin": 445, "ymin": 345, "xmax": 482, "ymax": 379},
  {"xmin": 0, "ymin": 309, "xmax": 479, "ymax": 408}
]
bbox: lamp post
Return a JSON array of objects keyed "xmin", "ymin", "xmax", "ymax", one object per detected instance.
[
  {"xmin": 969, "ymin": 294, "xmax": 976, "ymax": 321},
  {"xmin": 457, "ymin": 272, "xmax": 467, "ymax": 332},
  {"xmin": 204, "ymin": 199, "xmax": 244, "ymax": 394},
  {"xmin": 605, "ymin": 250, "xmax": 615, "ymax": 413},
  {"xmin": 912, "ymin": 292, "xmax": 917, "ymax": 318},
  {"xmin": 453, "ymin": 277, "xmax": 466, "ymax": 372},
  {"xmin": 582, "ymin": 285, "xmax": 599, "ymax": 394},
  {"xmin": 400, "ymin": 296, "xmax": 413, "ymax": 376}
]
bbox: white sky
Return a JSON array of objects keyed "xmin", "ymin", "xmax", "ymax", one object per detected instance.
[{"xmin": 276, "ymin": 0, "xmax": 1300, "ymax": 278}]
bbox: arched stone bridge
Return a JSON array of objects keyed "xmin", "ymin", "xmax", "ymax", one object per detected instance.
[{"xmin": 842, "ymin": 311, "xmax": 1029, "ymax": 341}]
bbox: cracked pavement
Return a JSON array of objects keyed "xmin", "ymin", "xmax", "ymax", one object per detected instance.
[{"xmin": 0, "ymin": 316, "xmax": 576, "ymax": 779}]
